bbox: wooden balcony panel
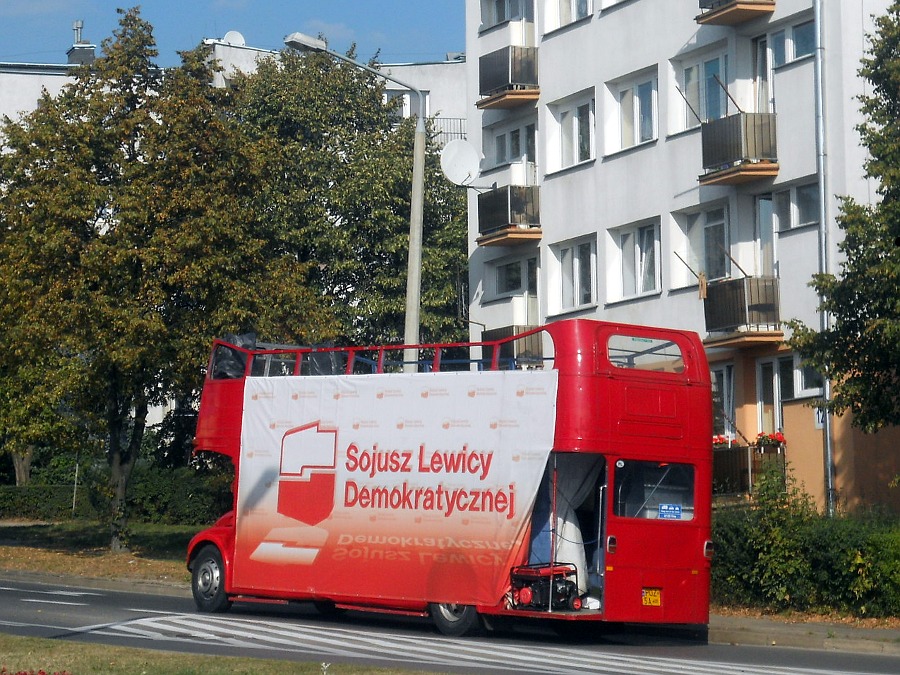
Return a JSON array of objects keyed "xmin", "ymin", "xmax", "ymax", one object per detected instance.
[
  {"xmin": 696, "ymin": 0, "xmax": 775, "ymax": 26},
  {"xmin": 476, "ymin": 88, "xmax": 540, "ymax": 110},
  {"xmin": 476, "ymin": 225, "xmax": 542, "ymax": 247},
  {"xmin": 699, "ymin": 160, "xmax": 779, "ymax": 186}
]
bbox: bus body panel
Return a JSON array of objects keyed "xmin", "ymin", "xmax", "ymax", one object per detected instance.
[{"xmin": 188, "ymin": 319, "xmax": 712, "ymax": 629}]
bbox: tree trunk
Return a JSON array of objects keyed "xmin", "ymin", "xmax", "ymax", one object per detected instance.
[
  {"xmin": 11, "ymin": 445, "xmax": 34, "ymax": 486},
  {"xmin": 106, "ymin": 378, "xmax": 149, "ymax": 553}
]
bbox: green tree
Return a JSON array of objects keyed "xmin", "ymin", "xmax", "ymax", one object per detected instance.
[
  {"xmin": 0, "ymin": 8, "xmax": 335, "ymax": 549},
  {"xmin": 232, "ymin": 47, "xmax": 468, "ymax": 346},
  {"xmin": 788, "ymin": 3, "xmax": 900, "ymax": 432}
]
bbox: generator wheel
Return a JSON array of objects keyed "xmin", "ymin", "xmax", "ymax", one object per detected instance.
[
  {"xmin": 191, "ymin": 545, "xmax": 232, "ymax": 613},
  {"xmin": 429, "ymin": 603, "xmax": 479, "ymax": 637}
]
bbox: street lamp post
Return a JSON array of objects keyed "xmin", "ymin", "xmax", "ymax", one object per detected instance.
[{"xmin": 284, "ymin": 32, "xmax": 427, "ymax": 371}]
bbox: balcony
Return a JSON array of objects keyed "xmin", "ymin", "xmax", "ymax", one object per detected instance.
[
  {"xmin": 476, "ymin": 185, "xmax": 541, "ymax": 247},
  {"xmin": 696, "ymin": 0, "xmax": 775, "ymax": 26},
  {"xmin": 703, "ymin": 276, "xmax": 783, "ymax": 348},
  {"xmin": 699, "ymin": 112, "xmax": 778, "ymax": 186},
  {"xmin": 477, "ymin": 46, "xmax": 539, "ymax": 110}
]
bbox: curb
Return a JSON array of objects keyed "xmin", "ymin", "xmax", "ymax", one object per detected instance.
[{"xmin": 708, "ymin": 613, "xmax": 900, "ymax": 657}]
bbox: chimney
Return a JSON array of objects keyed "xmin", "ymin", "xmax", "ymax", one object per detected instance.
[{"xmin": 67, "ymin": 20, "xmax": 95, "ymax": 65}]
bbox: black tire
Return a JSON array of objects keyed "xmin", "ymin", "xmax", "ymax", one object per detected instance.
[
  {"xmin": 429, "ymin": 603, "xmax": 480, "ymax": 637},
  {"xmin": 313, "ymin": 600, "xmax": 347, "ymax": 618},
  {"xmin": 191, "ymin": 545, "xmax": 232, "ymax": 613}
]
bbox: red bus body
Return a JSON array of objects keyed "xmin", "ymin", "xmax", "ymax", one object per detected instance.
[{"xmin": 187, "ymin": 319, "xmax": 712, "ymax": 634}]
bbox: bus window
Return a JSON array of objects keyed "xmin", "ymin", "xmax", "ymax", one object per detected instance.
[
  {"xmin": 608, "ymin": 335, "xmax": 684, "ymax": 373},
  {"xmin": 250, "ymin": 353, "xmax": 297, "ymax": 377},
  {"xmin": 613, "ymin": 460, "xmax": 694, "ymax": 521}
]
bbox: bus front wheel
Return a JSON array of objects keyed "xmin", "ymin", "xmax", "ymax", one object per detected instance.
[
  {"xmin": 429, "ymin": 603, "xmax": 479, "ymax": 636},
  {"xmin": 191, "ymin": 545, "xmax": 232, "ymax": 613}
]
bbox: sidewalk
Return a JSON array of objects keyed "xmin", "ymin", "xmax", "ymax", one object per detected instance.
[
  {"xmin": 3, "ymin": 568, "xmax": 899, "ymax": 656},
  {"xmin": 708, "ymin": 612, "xmax": 900, "ymax": 656}
]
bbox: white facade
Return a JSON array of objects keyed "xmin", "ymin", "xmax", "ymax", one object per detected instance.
[
  {"xmin": 0, "ymin": 63, "xmax": 73, "ymax": 122},
  {"xmin": 466, "ymin": 0, "xmax": 883, "ymax": 333},
  {"xmin": 465, "ymin": 0, "xmax": 897, "ymax": 510}
]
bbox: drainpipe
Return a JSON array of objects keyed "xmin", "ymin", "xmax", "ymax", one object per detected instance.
[{"xmin": 814, "ymin": 0, "xmax": 836, "ymax": 516}]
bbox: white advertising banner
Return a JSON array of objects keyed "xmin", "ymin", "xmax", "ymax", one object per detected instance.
[{"xmin": 232, "ymin": 369, "xmax": 558, "ymax": 606}]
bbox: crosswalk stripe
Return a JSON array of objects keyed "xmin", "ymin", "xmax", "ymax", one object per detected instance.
[{"xmin": 79, "ymin": 613, "xmax": 876, "ymax": 675}]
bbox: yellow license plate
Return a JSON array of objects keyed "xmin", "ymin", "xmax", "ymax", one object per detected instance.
[{"xmin": 642, "ymin": 588, "xmax": 662, "ymax": 606}]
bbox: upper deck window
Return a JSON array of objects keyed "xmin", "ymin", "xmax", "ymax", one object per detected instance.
[{"xmin": 607, "ymin": 334, "xmax": 684, "ymax": 373}]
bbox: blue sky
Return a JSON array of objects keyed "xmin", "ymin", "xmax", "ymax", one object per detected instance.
[{"xmin": 0, "ymin": 1, "xmax": 465, "ymax": 66}]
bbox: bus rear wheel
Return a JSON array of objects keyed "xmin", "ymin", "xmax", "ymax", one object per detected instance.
[
  {"xmin": 429, "ymin": 603, "xmax": 479, "ymax": 636},
  {"xmin": 191, "ymin": 545, "xmax": 232, "ymax": 613}
]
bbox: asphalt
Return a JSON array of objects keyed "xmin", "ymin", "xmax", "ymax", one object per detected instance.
[{"xmin": 3, "ymin": 568, "xmax": 899, "ymax": 657}]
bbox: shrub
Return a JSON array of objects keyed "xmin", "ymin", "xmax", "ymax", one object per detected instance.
[{"xmin": 712, "ymin": 462, "xmax": 900, "ymax": 617}]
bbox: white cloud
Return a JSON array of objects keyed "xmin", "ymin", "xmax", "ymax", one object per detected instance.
[{"xmin": 303, "ymin": 19, "xmax": 356, "ymax": 46}]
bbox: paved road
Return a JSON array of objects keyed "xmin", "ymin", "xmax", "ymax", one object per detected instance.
[{"xmin": 1, "ymin": 576, "xmax": 898, "ymax": 674}]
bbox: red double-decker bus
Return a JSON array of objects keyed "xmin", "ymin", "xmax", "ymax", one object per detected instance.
[{"xmin": 187, "ymin": 319, "xmax": 713, "ymax": 636}]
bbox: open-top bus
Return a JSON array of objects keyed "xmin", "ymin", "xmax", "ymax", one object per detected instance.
[{"xmin": 187, "ymin": 319, "xmax": 713, "ymax": 636}]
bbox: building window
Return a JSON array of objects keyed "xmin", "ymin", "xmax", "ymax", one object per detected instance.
[
  {"xmin": 685, "ymin": 207, "xmax": 728, "ymax": 282},
  {"xmin": 797, "ymin": 359, "xmax": 824, "ymax": 398},
  {"xmin": 616, "ymin": 222, "xmax": 658, "ymax": 298},
  {"xmin": 618, "ymin": 76, "xmax": 657, "ymax": 149},
  {"xmin": 680, "ymin": 52, "xmax": 728, "ymax": 127},
  {"xmin": 772, "ymin": 183, "xmax": 819, "ymax": 231},
  {"xmin": 555, "ymin": 238, "xmax": 596, "ymax": 311},
  {"xmin": 771, "ymin": 19, "xmax": 815, "ymax": 68},
  {"xmin": 556, "ymin": 99, "xmax": 594, "ymax": 168},
  {"xmin": 547, "ymin": 0, "xmax": 591, "ymax": 30},
  {"xmin": 757, "ymin": 355, "xmax": 794, "ymax": 434},
  {"xmin": 488, "ymin": 256, "xmax": 538, "ymax": 301},
  {"xmin": 481, "ymin": 0, "xmax": 529, "ymax": 29},
  {"xmin": 712, "ymin": 364, "xmax": 735, "ymax": 439},
  {"xmin": 486, "ymin": 122, "xmax": 537, "ymax": 169}
]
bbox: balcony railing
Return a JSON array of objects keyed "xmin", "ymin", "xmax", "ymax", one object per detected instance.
[
  {"xmin": 477, "ymin": 46, "xmax": 539, "ymax": 110},
  {"xmin": 713, "ymin": 444, "xmax": 785, "ymax": 496},
  {"xmin": 696, "ymin": 0, "xmax": 776, "ymax": 25},
  {"xmin": 476, "ymin": 185, "xmax": 541, "ymax": 246},
  {"xmin": 482, "ymin": 325, "xmax": 543, "ymax": 369},
  {"xmin": 430, "ymin": 117, "xmax": 466, "ymax": 146},
  {"xmin": 700, "ymin": 112, "xmax": 778, "ymax": 185},
  {"xmin": 704, "ymin": 276, "xmax": 780, "ymax": 334}
]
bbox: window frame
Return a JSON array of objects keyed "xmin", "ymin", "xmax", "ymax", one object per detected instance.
[
  {"xmin": 481, "ymin": 0, "xmax": 528, "ymax": 30},
  {"xmin": 546, "ymin": 0, "xmax": 592, "ymax": 31},
  {"xmin": 618, "ymin": 75, "xmax": 658, "ymax": 149},
  {"xmin": 485, "ymin": 121, "xmax": 538, "ymax": 170},
  {"xmin": 770, "ymin": 18, "xmax": 816, "ymax": 68},
  {"xmin": 549, "ymin": 92, "xmax": 595, "ymax": 172},
  {"xmin": 712, "ymin": 363, "xmax": 736, "ymax": 440},
  {"xmin": 614, "ymin": 221, "xmax": 660, "ymax": 300},
  {"xmin": 487, "ymin": 254, "xmax": 539, "ymax": 301},
  {"xmin": 553, "ymin": 237, "xmax": 597, "ymax": 312},
  {"xmin": 684, "ymin": 205, "xmax": 729, "ymax": 283},
  {"xmin": 678, "ymin": 51, "xmax": 729, "ymax": 129},
  {"xmin": 771, "ymin": 182, "xmax": 820, "ymax": 231},
  {"xmin": 756, "ymin": 354, "xmax": 794, "ymax": 434}
]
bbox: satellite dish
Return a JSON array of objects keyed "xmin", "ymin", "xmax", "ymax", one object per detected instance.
[
  {"xmin": 223, "ymin": 31, "xmax": 246, "ymax": 46},
  {"xmin": 440, "ymin": 139, "xmax": 481, "ymax": 187}
]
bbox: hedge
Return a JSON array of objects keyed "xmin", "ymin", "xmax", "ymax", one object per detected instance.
[{"xmin": 712, "ymin": 462, "xmax": 900, "ymax": 617}]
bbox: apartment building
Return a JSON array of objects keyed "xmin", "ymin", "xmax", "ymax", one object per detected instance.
[{"xmin": 465, "ymin": 0, "xmax": 899, "ymax": 511}]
